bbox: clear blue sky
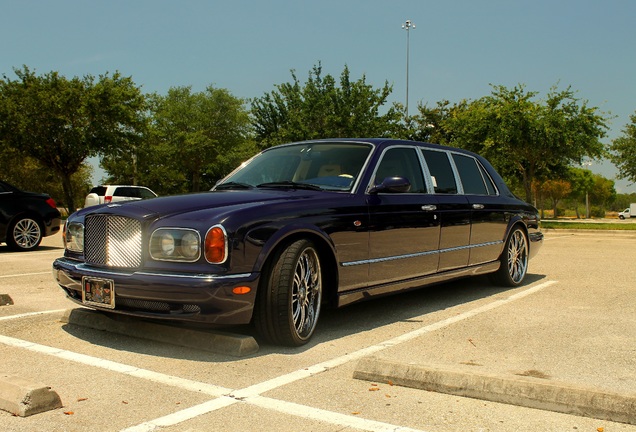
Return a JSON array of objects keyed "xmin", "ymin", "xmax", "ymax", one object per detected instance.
[{"xmin": 2, "ymin": 0, "xmax": 635, "ymax": 192}]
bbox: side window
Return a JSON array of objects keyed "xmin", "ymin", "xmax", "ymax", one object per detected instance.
[
  {"xmin": 479, "ymin": 163, "xmax": 497, "ymax": 195},
  {"xmin": 421, "ymin": 149, "xmax": 458, "ymax": 194},
  {"xmin": 452, "ymin": 154, "xmax": 488, "ymax": 195},
  {"xmin": 113, "ymin": 187, "xmax": 129, "ymax": 197},
  {"xmin": 375, "ymin": 147, "xmax": 426, "ymax": 193},
  {"xmin": 139, "ymin": 188, "xmax": 156, "ymax": 199}
]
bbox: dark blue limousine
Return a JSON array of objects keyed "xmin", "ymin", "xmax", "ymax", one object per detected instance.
[{"xmin": 53, "ymin": 139, "xmax": 543, "ymax": 346}]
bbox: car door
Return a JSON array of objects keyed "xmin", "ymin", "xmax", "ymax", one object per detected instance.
[
  {"xmin": 451, "ymin": 153, "xmax": 507, "ymax": 265},
  {"xmin": 421, "ymin": 149, "xmax": 471, "ymax": 272},
  {"xmin": 367, "ymin": 146, "xmax": 441, "ymax": 285}
]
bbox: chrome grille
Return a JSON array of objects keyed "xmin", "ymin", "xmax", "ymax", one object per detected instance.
[{"xmin": 84, "ymin": 215, "xmax": 142, "ymax": 267}]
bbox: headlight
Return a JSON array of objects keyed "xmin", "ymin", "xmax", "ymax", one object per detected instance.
[
  {"xmin": 65, "ymin": 222, "xmax": 84, "ymax": 253},
  {"xmin": 150, "ymin": 228, "xmax": 201, "ymax": 262}
]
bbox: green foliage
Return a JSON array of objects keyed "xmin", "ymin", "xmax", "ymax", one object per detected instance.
[
  {"xmin": 610, "ymin": 111, "xmax": 636, "ymax": 184},
  {"xmin": 251, "ymin": 63, "xmax": 402, "ymax": 147},
  {"xmin": 613, "ymin": 192, "xmax": 636, "ymax": 211},
  {"xmin": 101, "ymin": 85, "xmax": 254, "ymax": 195},
  {"xmin": 0, "ymin": 146, "xmax": 92, "ymax": 212},
  {"xmin": 411, "ymin": 84, "xmax": 609, "ymax": 203},
  {"xmin": 0, "ymin": 66, "xmax": 147, "ymax": 211}
]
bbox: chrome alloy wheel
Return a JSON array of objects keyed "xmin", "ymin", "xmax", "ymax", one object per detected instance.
[
  {"xmin": 507, "ymin": 229, "xmax": 528, "ymax": 284},
  {"xmin": 291, "ymin": 247, "xmax": 322, "ymax": 339},
  {"xmin": 12, "ymin": 218, "xmax": 42, "ymax": 250}
]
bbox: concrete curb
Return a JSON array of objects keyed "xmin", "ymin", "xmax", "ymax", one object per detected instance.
[
  {"xmin": 353, "ymin": 356, "xmax": 636, "ymax": 425},
  {"xmin": 61, "ymin": 308, "xmax": 259, "ymax": 357},
  {"xmin": 0, "ymin": 374, "xmax": 63, "ymax": 417}
]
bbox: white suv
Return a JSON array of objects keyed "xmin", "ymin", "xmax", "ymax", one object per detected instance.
[{"xmin": 84, "ymin": 185, "xmax": 157, "ymax": 208}]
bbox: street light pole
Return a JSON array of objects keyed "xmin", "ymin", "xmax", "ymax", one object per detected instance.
[{"xmin": 401, "ymin": 19, "xmax": 415, "ymax": 118}]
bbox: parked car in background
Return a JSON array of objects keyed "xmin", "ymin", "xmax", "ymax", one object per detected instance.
[
  {"xmin": 54, "ymin": 139, "xmax": 543, "ymax": 346},
  {"xmin": 1, "ymin": 180, "xmax": 61, "ymax": 251},
  {"xmin": 84, "ymin": 185, "xmax": 157, "ymax": 208}
]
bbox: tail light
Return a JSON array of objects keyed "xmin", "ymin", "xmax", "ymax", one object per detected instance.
[
  {"xmin": 104, "ymin": 196, "xmax": 113, "ymax": 203},
  {"xmin": 45, "ymin": 198, "xmax": 57, "ymax": 209}
]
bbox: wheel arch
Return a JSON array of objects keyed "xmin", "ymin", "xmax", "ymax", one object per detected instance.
[
  {"xmin": 502, "ymin": 216, "xmax": 530, "ymax": 253},
  {"xmin": 253, "ymin": 226, "xmax": 339, "ymax": 308}
]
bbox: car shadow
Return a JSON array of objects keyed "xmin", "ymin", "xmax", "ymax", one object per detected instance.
[{"xmin": 60, "ymin": 273, "xmax": 547, "ymax": 362}]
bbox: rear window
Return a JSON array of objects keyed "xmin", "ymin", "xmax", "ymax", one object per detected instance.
[
  {"xmin": 113, "ymin": 187, "xmax": 156, "ymax": 199},
  {"xmin": 89, "ymin": 186, "xmax": 107, "ymax": 196}
]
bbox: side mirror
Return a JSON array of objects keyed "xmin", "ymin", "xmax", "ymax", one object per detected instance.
[{"xmin": 369, "ymin": 176, "xmax": 411, "ymax": 194}]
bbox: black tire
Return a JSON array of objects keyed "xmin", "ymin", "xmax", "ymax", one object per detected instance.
[
  {"xmin": 619, "ymin": 215, "xmax": 625, "ymax": 220},
  {"xmin": 7, "ymin": 217, "xmax": 43, "ymax": 251},
  {"xmin": 254, "ymin": 239, "xmax": 322, "ymax": 346},
  {"xmin": 491, "ymin": 226, "xmax": 528, "ymax": 287}
]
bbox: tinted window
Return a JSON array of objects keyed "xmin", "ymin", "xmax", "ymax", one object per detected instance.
[
  {"xmin": 452, "ymin": 154, "xmax": 488, "ymax": 195},
  {"xmin": 139, "ymin": 188, "xmax": 156, "ymax": 199},
  {"xmin": 421, "ymin": 149, "xmax": 457, "ymax": 194},
  {"xmin": 479, "ymin": 164, "xmax": 497, "ymax": 195},
  {"xmin": 89, "ymin": 186, "xmax": 107, "ymax": 196},
  {"xmin": 375, "ymin": 147, "xmax": 426, "ymax": 193},
  {"xmin": 114, "ymin": 187, "xmax": 135, "ymax": 197}
]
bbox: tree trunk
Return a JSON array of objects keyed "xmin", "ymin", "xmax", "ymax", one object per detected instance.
[{"xmin": 61, "ymin": 173, "xmax": 76, "ymax": 214}]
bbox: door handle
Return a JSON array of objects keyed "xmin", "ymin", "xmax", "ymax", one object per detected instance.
[
  {"xmin": 472, "ymin": 204, "xmax": 485, "ymax": 210},
  {"xmin": 421, "ymin": 205, "xmax": 437, "ymax": 211}
]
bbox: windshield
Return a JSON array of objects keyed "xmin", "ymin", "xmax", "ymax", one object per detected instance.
[{"xmin": 218, "ymin": 142, "xmax": 373, "ymax": 191}]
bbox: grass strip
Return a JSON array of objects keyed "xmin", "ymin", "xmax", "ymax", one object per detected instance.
[{"xmin": 541, "ymin": 221, "xmax": 636, "ymax": 230}]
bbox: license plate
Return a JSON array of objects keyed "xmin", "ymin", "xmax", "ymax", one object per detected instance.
[{"xmin": 82, "ymin": 277, "xmax": 115, "ymax": 309}]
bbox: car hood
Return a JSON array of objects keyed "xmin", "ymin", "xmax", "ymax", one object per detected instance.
[{"xmin": 80, "ymin": 189, "xmax": 326, "ymax": 220}]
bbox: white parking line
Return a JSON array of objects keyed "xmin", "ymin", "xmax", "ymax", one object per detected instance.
[
  {"xmin": 0, "ymin": 271, "xmax": 51, "ymax": 279},
  {"xmin": 0, "ymin": 280, "xmax": 557, "ymax": 432},
  {"xmin": 0, "ymin": 309, "xmax": 66, "ymax": 321}
]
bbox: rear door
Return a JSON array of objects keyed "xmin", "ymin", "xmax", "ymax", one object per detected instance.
[
  {"xmin": 451, "ymin": 153, "xmax": 507, "ymax": 265},
  {"xmin": 420, "ymin": 149, "xmax": 471, "ymax": 272}
]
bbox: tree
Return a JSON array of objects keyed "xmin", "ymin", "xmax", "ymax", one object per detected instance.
[
  {"xmin": 430, "ymin": 84, "xmax": 608, "ymax": 203},
  {"xmin": 0, "ymin": 66, "xmax": 147, "ymax": 211},
  {"xmin": 566, "ymin": 167, "xmax": 595, "ymax": 218},
  {"xmin": 588, "ymin": 173, "xmax": 616, "ymax": 212},
  {"xmin": 0, "ymin": 146, "xmax": 92, "ymax": 213},
  {"xmin": 251, "ymin": 63, "xmax": 402, "ymax": 147},
  {"xmin": 610, "ymin": 111, "xmax": 636, "ymax": 185},
  {"xmin": 105, "ymin": 85, "xmax": 254, "ymax": 195},
  {"xmin": 540, "ymin": 179, "xmax": 572, "ymax": 218}
]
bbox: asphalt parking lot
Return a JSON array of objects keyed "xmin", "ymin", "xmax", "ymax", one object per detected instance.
[{"xmin": 1, "ymin": 229, "xmax": 635, "ymax": 431}]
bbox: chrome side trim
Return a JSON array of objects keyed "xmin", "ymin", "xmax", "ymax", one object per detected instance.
[{"xmin": 341, "ymin": 240, "xmax": 503, "ymax": 267}]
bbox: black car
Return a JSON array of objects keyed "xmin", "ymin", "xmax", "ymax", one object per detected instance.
[
  {"xmin": 53, "ymin": 139, "xmax": 543, "ymax": 346},
  {"xmin": 1, "ymin": 180, "xmax": 62, "ymax": 251}
]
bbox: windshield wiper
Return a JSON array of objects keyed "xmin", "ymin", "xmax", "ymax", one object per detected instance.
[
  {"xmin": 214, "ymin": 181, "xmax": 254, "ymax": 190},
  {"xmin": 256, "ymin": 181, "xmax": 323, "ymax": 191}
]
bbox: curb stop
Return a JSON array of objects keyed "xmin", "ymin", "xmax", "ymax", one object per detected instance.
[{"xmin": 0, "ymin": 374, "xmax": 63, "ymax": 417}]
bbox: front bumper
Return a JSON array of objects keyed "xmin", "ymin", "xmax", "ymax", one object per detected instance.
[{"xmin": 52, "ymin": 257, "xmax": 259, "ymax": 326}]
